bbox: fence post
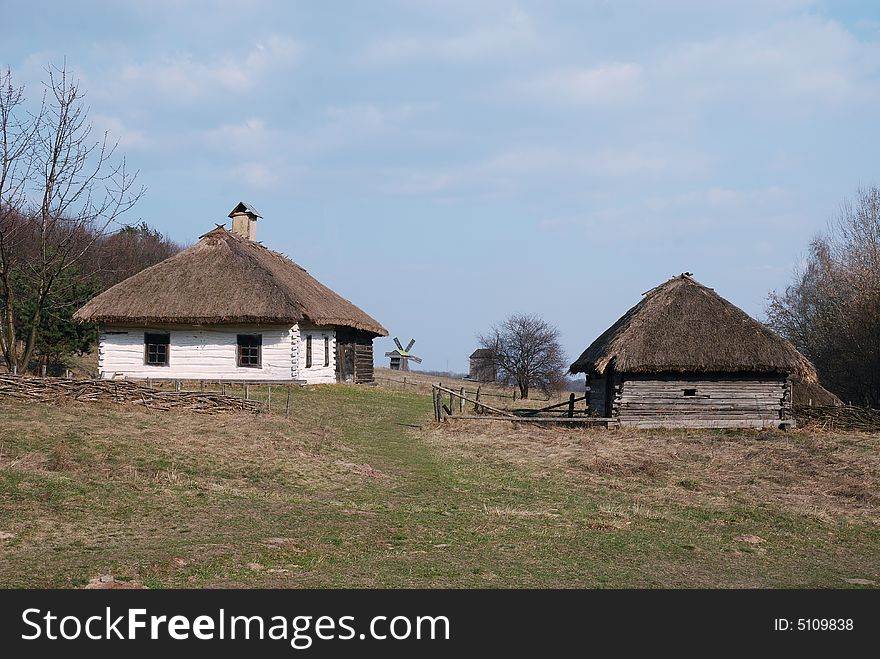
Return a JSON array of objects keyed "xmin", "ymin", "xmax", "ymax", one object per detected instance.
[
  {"xmin": 41, "ymin": 364, "xmax": 47, "ymax": 378},
  {"xmin": 459, "ymin": 387, "xmax": 464, "ymax": 413},
  {"xmin": 568, "ymin": 392, "xmax": 575, "ymax": 418},
  {"xmin": 474, "ymin": 385, "xmax": 481, "ymax": 414},
  {"xmin": 245, "ymin": 383, "xmax": 250, "ymax": 400},
  {"xmin": 286, "ymin": 387, "xmax": 292, "ymax": 418},
  {"xmin": 267, "ymin": 385, "xmax": 272, "ymax": 412},
  {"xmin": 200, "ymin": 380, "xmax": 205, "ymax": 392}
]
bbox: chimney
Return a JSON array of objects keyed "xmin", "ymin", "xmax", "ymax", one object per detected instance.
[{"xmin": 228, "ymin": 202, "xmax": 261, "ymax": 241}]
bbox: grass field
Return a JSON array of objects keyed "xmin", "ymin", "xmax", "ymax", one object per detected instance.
[{"xmin": 1, "ymin": 382, "xmax": 878, "ymax": 588}]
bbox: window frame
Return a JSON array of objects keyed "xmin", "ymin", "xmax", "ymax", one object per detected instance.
[
  {"xmin": 324, "ymin": 335, "xmax": 330, "ymax": 367},
  {"xmin": 305, "ymin": 335, "xmax": 313, "ymax": 369},
  {"xmin": 236, "ymin": 333, "xmax": 263, "ymax": 369},
  {"xmin": 143, "ymin": 332, "xmax": 171, "ymax": 367}
]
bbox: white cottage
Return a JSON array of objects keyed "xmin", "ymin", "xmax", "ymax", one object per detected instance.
[{"xmin": 74, "ymin": 203, "xmax": 387, "ymax": 384}]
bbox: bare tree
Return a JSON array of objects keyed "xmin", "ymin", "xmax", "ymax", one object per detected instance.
[
  {"xmin": 0, "ymin": 64, "xmax": 143, "ymax": 372},
  {"xmin": 478, "ymin": 313, "xmax": 567, "ymax": 399},
  {"xmin": 766, "ymin": 186, "xmax": 880, "ymax": 407}
]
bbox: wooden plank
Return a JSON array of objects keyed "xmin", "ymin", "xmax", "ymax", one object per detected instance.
[
  {"xmin": 449, "ymin": 415, "xmax": 616, "ymax": 424},
  {"xmin": 434, "ymin": 384, "xmax": 514, "ymax": 417},
  {"xmin": 520, "ymin": 394, "xmax": 588, "ymax": 416}
]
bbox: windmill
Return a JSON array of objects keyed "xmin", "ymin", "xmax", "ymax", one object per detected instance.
[{"xmin": 385, "ymin": 337, "xmax": 422, "ymax": 371}]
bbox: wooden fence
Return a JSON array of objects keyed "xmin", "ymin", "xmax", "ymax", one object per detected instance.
[
  {"xmin": 431, "ymin": 383, "xmax": 614, "ymax": 426},
  {"xmin": 375, "ymin": 375, "xmax": 551, "ymax": 401},
  {"xmin": 0, "ymin": 374, "xmax": 303, "ymax": 416}
]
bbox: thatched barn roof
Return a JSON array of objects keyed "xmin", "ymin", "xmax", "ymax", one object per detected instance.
[
  {"xmin": 791, "ymin": 378, "xmax": 843, "ymax": 406},
  {"xmin": 75, "ymin": 227, "xmax": 388, "ymax": 336},
  {"xmin": 569, "ymin": 274, "xmax": 817, "ymax": 381}
]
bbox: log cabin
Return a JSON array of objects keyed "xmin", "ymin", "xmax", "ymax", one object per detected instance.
[
  {"xmin": 468, "ymin": 349, "xmax": 497, "ymax": 382},
  {"xmin": 74, "ymin": 203, "xmax": 387, "ymax": 384},
  {"xmin": 569, "ymin": 273, "xmax": 818, "ymax": 428}
]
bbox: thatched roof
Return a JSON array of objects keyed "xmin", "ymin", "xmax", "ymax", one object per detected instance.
[
  {"xmin": 791, "ymin": 378, "xmax": 843, "ymax": 407},
  {"xmin": 569, "ymin": 274, "xmax": 816, "ymax": 381},
  {"xmin": 75, "ymin": 227, "xmax": 388, "ymax": 336}
]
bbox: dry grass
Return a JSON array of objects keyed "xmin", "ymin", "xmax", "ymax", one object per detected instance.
[
  {"xmin": 373, "ymin": 367, "xmax": 575, "ymax": 410},
  {"xmin": 1, "ymin": 385, "xmax": 878, "ymax": 588},
  {"xmin": 429, "ymin": 422, "xmax": 880, "ymax": 522}
]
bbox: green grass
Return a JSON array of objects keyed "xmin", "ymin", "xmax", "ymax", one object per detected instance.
[{"xmin": 0, "ymin": 385, "xmax": 878, "ymax": 588}]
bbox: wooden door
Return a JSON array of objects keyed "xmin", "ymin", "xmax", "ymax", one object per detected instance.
[
  {"xmin": 604, "ymin": 365, "xmax": 616, "ymax": 418},
  {"xmin": 336, "ymin": 343, "xmax": 355, "ymax": 383}
]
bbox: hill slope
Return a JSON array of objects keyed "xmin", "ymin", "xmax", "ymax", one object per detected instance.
[{"xmin": 1, "ymin": 386, "xmax": 877, "ymax": 588}]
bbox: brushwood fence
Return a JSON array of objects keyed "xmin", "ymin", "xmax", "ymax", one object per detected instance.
[
  {"xmin": 0, "ymin": 374, "xmax": 304, "ymax": 416},
  {"xmin": 793, "ymin": 405, "xmax": 880, "ymax": 432}
]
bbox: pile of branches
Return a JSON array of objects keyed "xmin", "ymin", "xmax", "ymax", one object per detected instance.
[
  {"xmin": 794, "ymin": 404, "xmax": 880, "ymax": 432},
  {"xmin": 0, "ymin": 375, "xmax": 263, "ymax": 414}
]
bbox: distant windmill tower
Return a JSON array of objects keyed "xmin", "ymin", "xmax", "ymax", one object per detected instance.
[{"xmin": 385, "ymin": 337, "xmax": 422, "ymax": 371}]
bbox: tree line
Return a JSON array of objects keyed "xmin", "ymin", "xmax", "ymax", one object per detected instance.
[
  {"xmin": 766, "ymin": 186, "xmax": 880, "ymax": 408},
  {"xmin": 1, "ymin": 65, "xmax": 179, "ymax": 374}
]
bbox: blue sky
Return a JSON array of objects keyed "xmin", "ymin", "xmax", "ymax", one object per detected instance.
[{"xmin": 3, "ymin": 0, "xmax": 880, "ymax": 372}]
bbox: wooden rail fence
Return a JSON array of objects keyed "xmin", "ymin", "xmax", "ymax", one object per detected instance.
[
  {"xmin": 431, "ymin": 383, "xmax": 614, "ymax": 427},
  {"xmin": 374, "ymin": 375, "xmax": 551, "ymax": 401}
]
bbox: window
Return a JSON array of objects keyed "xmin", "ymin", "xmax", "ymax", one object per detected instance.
[
  {"xmin": 305, "ymin": 335, "xmax": 312, "ymax": 368},
  {"xmin": 144, "ymin": 333, "xmax": 170, "ymax": 366},
  {"xmin": 324, "ymin": 336, "xmax": 330, "ymax": 367},
  {"xmin": 683, "ymin": 388, "xmax": 697, "ymax": 397},
  {"xmin": 237, "ymin": 334, "xmax": 262, "ymax": 368}
]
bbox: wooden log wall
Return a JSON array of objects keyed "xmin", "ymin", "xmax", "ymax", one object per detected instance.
[
  {"xmin": 353, "ymin": 342, "xmax": 375, "ymax": 384},
  {"xmin": 586, "ymin": 376, "xmax": 606, "ymax": 415},
  {"xmin": 613, "ymin": 374, "xmax": 792, "ymax": 429}
]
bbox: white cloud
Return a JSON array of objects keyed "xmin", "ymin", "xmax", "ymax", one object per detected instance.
[
  {"xmin": 538, "ymin": 185, "xmax": 803, "ymax": 242},
  {"xmin": 118, "ymin": 36, "xmax": 302, "ymax": 101},
  {"xmin": 383, "ymin": 142, "xmax": 707, "ymax": 198},
  {"xmin": 91, "ymin": 114, "xmax": 152, "ymax": 150},
  {"xmin": 325, "ymin": 103, "xmax": 420, "ymax": 130},
  {"xmin": 515, "ymin": 63, "xmax": 644, "ymax": 105},
  {"xmin": 509, "ymin": 15, "xmax": 880, "ymax": 116},
  {"xmin": 201, "ymin": 117, "xmax": 273, "ymax": 152},
  {"xmin": 363, "ymin": 7, "xmax": 536, "ymax": 62},
  {"xmin": 644, "ymin": 186, "xmax": 791, "ymax": 212},
  {"xmin": 227, "ymin": 161, "xmax": 282, "ymax": 189},
  {"xmin": 655, "ymin": 16, "xmax": 880, "ymax": 109}
]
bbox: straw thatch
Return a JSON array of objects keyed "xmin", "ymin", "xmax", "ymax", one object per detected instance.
[
  {"xmin": 75, "ymin": 227, "xmax": 388, "ymax": 336},
  {"xmin": 569, "ymin": 274, "xmax": 817, "ymax": 382},
  {"xmin": 791, "ymin": 377, "xmax": 843, "ymax": 407}
]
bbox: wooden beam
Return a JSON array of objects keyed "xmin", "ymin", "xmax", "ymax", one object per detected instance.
[{"xmin": 434, "ymin": 384, "xmax": 514, "ymax": 417}]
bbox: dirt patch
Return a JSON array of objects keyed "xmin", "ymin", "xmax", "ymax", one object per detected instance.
[
  {"xmin": 335, "ymin": 461, "xmax": 388, "ymax": 479},
  {"xmin": 82, "ymin": 575, "xmax": 146, "ymax": 589}
]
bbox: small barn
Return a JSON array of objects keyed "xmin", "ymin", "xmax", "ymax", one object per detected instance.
[
  {"xmin": 569, "ymin": 274, "xmax": 818, "ymax": 429},
  {"xmin": 75, "ymin": 202, "xmax": 387, "ymax": 384},
  {"xmin": 468, "ymin": 349, "xmax": 497, "ymax": 382}
]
